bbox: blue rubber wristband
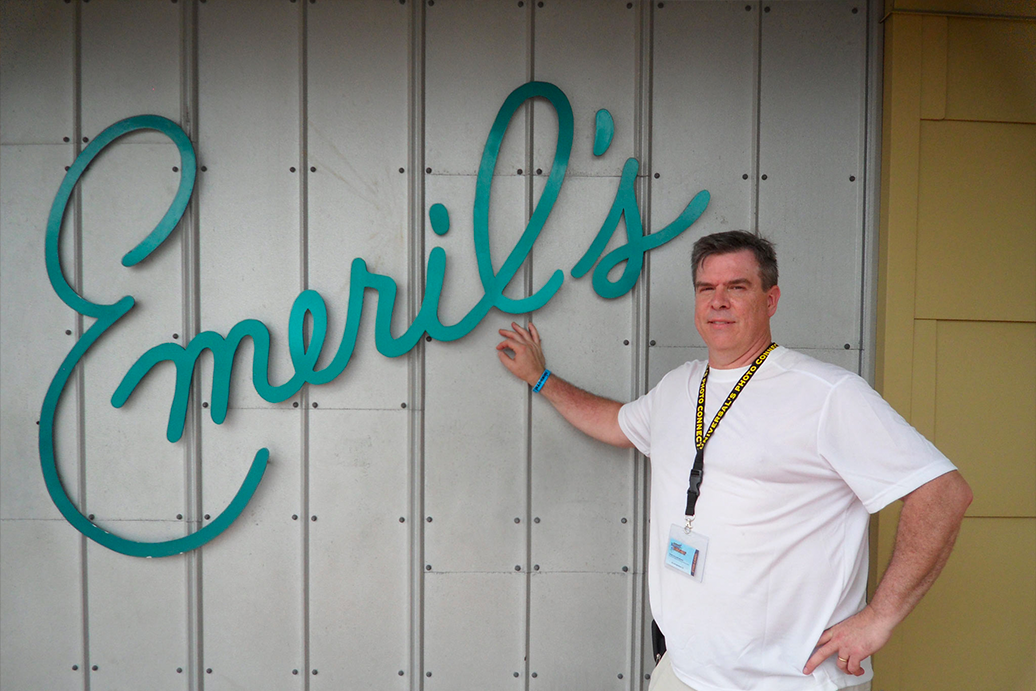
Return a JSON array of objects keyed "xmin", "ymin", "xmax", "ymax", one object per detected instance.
[{"xmin": 532, "ymin": 369, "xmax": 551, "ymax": 393}]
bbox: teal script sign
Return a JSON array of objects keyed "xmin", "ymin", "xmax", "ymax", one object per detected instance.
[{"xmin": 40, "ymin": 81, "xmax": 710, "ymax": 557}]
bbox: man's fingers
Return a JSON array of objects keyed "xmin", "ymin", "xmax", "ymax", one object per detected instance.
[
  {"xmin": 528, "ymin": 322, "xmax": 540, "ymax": 343},
  {"xmin": 802, "ymin": 640, "xmax": 837, "ymax": 675}
]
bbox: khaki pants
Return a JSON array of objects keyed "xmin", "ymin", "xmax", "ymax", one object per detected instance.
[{"xmin": 648, "ymin": 652, "xmax": 872, "ymax": 691}]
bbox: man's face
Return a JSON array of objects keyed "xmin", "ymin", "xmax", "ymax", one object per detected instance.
[{"xmin": 693, "ymin": 249, "xmax": 780, "ymax": 368}]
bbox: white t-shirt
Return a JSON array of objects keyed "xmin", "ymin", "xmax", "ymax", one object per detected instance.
[{"xmin": 618, "ymin": 347, "xmax": 956, "ymax": 691}]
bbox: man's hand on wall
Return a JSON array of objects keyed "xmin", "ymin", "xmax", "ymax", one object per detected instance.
[{"xmin": 496, "ymin": 322, "xmax": 547, "ymax": 386}]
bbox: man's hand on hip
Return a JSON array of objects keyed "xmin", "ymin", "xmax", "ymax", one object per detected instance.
[{"xmin": 803, "ymin": 605, "xmax": 893, "ymax": 677}]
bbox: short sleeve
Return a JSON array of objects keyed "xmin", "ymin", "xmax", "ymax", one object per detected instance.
[
  {"xmin": 818, "ymin": 375, "xmax": 957, "ymax": 513},
  {"xmin": 619, "ymin": 389, "xmax": 655, "ymax": 457}
]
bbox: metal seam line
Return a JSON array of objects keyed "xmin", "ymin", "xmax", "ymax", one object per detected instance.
[
  {"xmin": 179, "ymin": 1, "xmax": 204, "ymax": 689},
  {"xmin": 298, "ymin": 1, "xmax": 312, "ymax": 688},
  {"xmin": 752, "ymin": 1, "xmax": 763, "ymax": 235},
  {"xmin": 408, "ymin": 0, "xmax": 428, "ymax": 688},
  {"xmin": 631, "ymin": 2, "xmax": 654, "ymax": 684},
  {"xmin": 71, "ymin": 4, "xmax": 90, "ymax": 690},
  {"xmin": 523, "ymin": 5, "xmax": 537, "ymax": 689}
]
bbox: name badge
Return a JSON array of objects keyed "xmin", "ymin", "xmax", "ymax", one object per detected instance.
[{"xmin": 665, "ymin": 523, "xmax": 709, "ymax": 583}]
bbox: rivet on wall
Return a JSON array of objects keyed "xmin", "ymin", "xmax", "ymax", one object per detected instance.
[
  {"xmin": 202, "ymin": 402, "xmax": 209, "ymax": 408},
  {"xmin": 517, "ymin": 168, "xmax": 523, "ymax": 175},
  {"xmin": 92, "ymin": 666, "xmax": 98, "ymax": 671},
  {"xmin": 761, "ymin": 174, "xmax": 768, "ymax": 180},
  {"xmin": 205, "ymin": 514, "xmax": 211, "ymax": 520},
  {"xmin": 206, "ymin": 668, "xmax": 212, "ymax": 674},
  {"xmin": 534, "ymin": 517, "xmax": 540, "ymax": 523},
  {"xmin": 514, "ymin": 672, "xmax": 520, "ymax": 677},
  {"xmin": 72, "ymin": 665, "xmax": 79, "ymax": 671},
  {"xmin": 290, "ymin": 167, "xmax": 296, "ymax": 173},
  {"xmin": 621, "ymin": 517, "xmax": 627, "ymax": 523},
  {"xmin": 310, "ymin": 166, "xmax": 316, "ymax": 173},
  {"xmin": 399, "ymin": 517, "xmax": 405, "ymax": 523},
  {"xmin": 742, "ymin": 173, "xmax": 749, "ymax": 179},
  {"xmin": 401, "ymin": 402, "xmax": 407, "ymax": 408},
  {"xmin": 312, "ymin": 402, "xmax": 318, "ymax": 408},
  {"xmin": 63, "ymin": 136, "xmax": 70, "ymax": 143},
  {"xmin": 849, "ymin": 175, "xmax": 856, "ymax": 182},
  {"xmin": 399, "ymin": 167, "xmax": 405, "ymax": 173},
  {"xmin": 654, "ymin": 172, "xmax": 660, "ymax": 179},
  {"xmin": 293, "ymin": 401, "xmax": 299, "ymax": 408},
  {"xmin": 844, "ymin": 343, "xmax": 851, "ymax": 350},
  {"xmin": 293, "ymin": 669, "xmax": 299, "ymax": 675},
  {"xmin": 622, "ymin": 566, "xmax": 629, "ymax": 572},
  {"xmin": 311, "ymin": 515, "xmax": 317, "ymax": 522},
  {"xmin": 292, "ymin": 514, "xmax": 298, "ymax": 520},
  {"xmin": 176, "ymin": 668, "xmax": 182, "ymax": 673},
  {"xmin": 399, "ymin": 670, "xmax": 405, "ymax": 676},
  {"xmin": 172, "ymin": 166, "xmax": 179, "ymax": 173},
  {"xmin": 532, "ymin": 672, "xmax": 538, "ymax": 678},
  {"xmin": 515, "ymin": 564, "xmax": 522, "ymax": 571}
]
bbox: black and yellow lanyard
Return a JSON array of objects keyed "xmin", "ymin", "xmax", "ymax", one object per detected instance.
[{"xmin": 685, "ymin": 343, "xmax": 778, "ymax": 531}]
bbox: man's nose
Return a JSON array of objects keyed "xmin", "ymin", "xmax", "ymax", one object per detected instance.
[{"xmin": 710, "ymin": 287, "xmax": 730, "ymax": 308}]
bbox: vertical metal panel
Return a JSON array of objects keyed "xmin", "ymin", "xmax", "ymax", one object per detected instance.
[
  {"xmin": 648, "ymin": 345, "xmax": 708, "ymax": 391},
  {"xmin": 758, "ymin": 0, "xmax": 866, "ymax": 353},
  {"xmin": 425, "ymin": 0, "xmax": 528, "ymax": 175},
  {"xmin": 309, "ymin": 410, "xmax": 409, "ymax": 690},
  {"xmin": 201, "ymin": 409, "xmax": 302, "ymax": 691},
  {"xmin": 86, "ymin": 537, "xmax": 187, "ymax": 690},
  {"xmin": 307, "ymin": 0, "xmax": 410, "ymax": 410},
  {"xmin": 78, "ymin": 142, "xmax": 186, "ymax": 525},
  {"xmin": 0, "ymin": 521, "xmax": 83, "ymax": 691},
  {"xmin": 0, "ymin": 146, "xmax": 80, "ymax": 519},
  {"xmin": 80, "ymin": 0, "xmax": 181, "ymax": 140},
  {"xmin": 529, "ymin": 177, "xmax": 634, "ymax": 573},
  {"xmin": 0, "ymin": 0, "xmax": 74, "ymax": 144},
  {"xmin": 650, "ymin": 0, "xmax": 758, "ymax": 348},
  {"xmin": 528, "ymin": 573, "xmax": 631, "ymax": 689},
  {"xmin": 76, "ymin": 141, "xmax": 185, "ymax": 526},
  {"xmin": 532, "ymin": 0, "xmax": 636, "ymax": 177},
  {"xmin": 423, "ymin": 573, "xmax": 526, "ymax": 691},
  {"xmin": 197, "ymin": 0, "xmax": 301, "ymax": 410},
  {"xmin": 423, "ymin": 175, "xmax": 528, "ymax": 573}
]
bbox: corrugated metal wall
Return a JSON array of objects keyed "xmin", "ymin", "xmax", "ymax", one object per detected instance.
[{"xmin": 0, "ymin": 1, "xmax": 878, "ymax": 689}]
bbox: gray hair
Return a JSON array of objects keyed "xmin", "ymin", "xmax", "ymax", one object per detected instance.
[{"xmin": 691, "ymin": 230, "xmax": 778, "ymax": 290}]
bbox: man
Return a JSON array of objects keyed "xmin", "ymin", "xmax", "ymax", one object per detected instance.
[{"xmin": 496, "ymin": 230, "xmax": 971, "ymax": 691}]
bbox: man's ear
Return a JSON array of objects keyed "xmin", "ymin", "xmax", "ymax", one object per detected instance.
[{"xmin": 766, "ymin": 285, "xmax": 780, "ymax": 316}]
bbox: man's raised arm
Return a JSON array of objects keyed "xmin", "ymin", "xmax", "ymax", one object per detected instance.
[{"xmin": 496, "ymin": 322, "xmax": 634, "ymax": 449}]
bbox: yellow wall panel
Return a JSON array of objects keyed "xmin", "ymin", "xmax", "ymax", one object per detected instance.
[
  {"xmin": 946, "ymin": 18, "xmax": 1036, "ymax": 123},
  {"xmin": 920, "ymin": 16, "xmax": 948, "ymax": 120},
  {"xmin": 934, "ymin": 321, "xmax": 1036, "ymax": 517},
  {"xmin": 892, "ymin": 517, "xmax": 1036, "ymax": 691},
  {"xmin": 892, "ymin": 0, "xmax": 1036, "ymax": 18},
  {"xmin": 915, "ymin": 120, "xmax": 1036, "ymax": 322}
]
